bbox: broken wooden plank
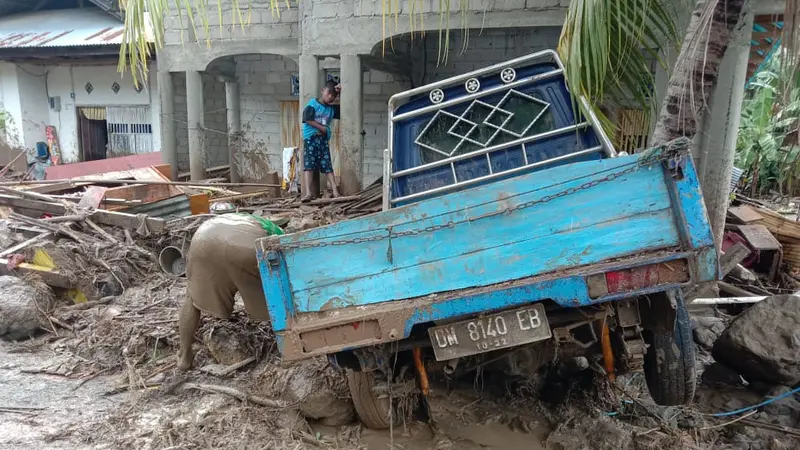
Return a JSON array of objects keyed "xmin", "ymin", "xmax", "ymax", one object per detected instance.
[
  {"xmin": 9, "ymin": 213, "xmax": 96, "ymax": 243},
  {"xmin": 0, "ymin": 194, "xmax": 64, "ymax": 215},
  {"xmin": 0, "ymin": 257, "xmax": 72, "ymax": 288},
  {"xmin": 101, "ymin": 183, "xmax": 177, "ymax": 206},
  {"xmin": 152, "ymin": 164, "xmax": 173, "ymax": 180},
  {"xmin": 24, "ymin": 181, "xmax": 93, "ymax": 195},
  {"xmin": 0, "ymin": 233, "xmax": 54, "ymax": 257},
  {"xmin": 79, "ymin": 186, "xmax": 108, "ymax": 209},
  {"xmin": 749, "ymin": 205, "xmax": 800, "ymax": 241},
  {"xmin": 92, "ymin": 209, "xmax": 167, "ymax": 233},
  {"xmin": 720, "ymin": 242, "xmax": 752, "ymax": 278},
  {"xmin": 188, "ymin": 193, "xmax": 210, "ymax": 215},
  {"xmin": 210, "ymin": 190, "xmax": 277, "ymax": 203},
  {"xmin": 307, "ymin": 195, "xmax": 360, "ymax": 206},
  {"xmin": 727, "ymin": 205, "xmax": 764, "ymax": 225},
  {"xmin": 0, "ymin": 194, "xmax": 167, "ymax": 232},
  {"xmin": 0, "ymin": 186, "xmax": 61, "ymax": 204}
]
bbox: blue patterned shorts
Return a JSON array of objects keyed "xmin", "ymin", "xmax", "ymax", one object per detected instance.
[{"xmin": 303, "ymin": 136, "xmax": 333, "ymax": 173}]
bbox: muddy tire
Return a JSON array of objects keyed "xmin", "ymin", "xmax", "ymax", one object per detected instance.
[
  {"xmin": 346, "ymin": 370, "xmax": 394, "ymax": 429},
  {"xmin": 643, "ymin": 290, "xmax": 696, "ymax": 406}
]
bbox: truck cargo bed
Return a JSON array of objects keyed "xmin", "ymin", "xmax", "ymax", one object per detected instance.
[{"xmin": 257, "ymin": 142, "xmax": 717, "ymax": 356}]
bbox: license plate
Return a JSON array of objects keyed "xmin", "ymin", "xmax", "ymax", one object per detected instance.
[{"xmin": 428, "ymin": 304, "xmax": 551, "ymax": 361}]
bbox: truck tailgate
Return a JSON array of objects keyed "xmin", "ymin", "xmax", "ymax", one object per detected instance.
[{"xmin": 257, "ymin": 143, "xmax": 715, "ymax": 323}]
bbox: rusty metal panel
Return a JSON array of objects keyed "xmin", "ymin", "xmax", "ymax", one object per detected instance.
[{"xmin": 299, "ymin": 320, "xmax": 381, "ymax": 354}]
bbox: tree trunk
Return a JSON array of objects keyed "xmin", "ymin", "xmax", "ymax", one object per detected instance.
[{"xmin": 650, "ymin": 0, "xmax": 748, "ymax": 146}]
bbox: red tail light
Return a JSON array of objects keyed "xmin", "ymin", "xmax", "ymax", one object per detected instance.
[{"xmin": 586, "ymin": 259, "xmax": 690, "ymax": 299}]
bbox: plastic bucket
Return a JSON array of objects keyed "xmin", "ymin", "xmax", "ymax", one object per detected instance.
[{"xmin": 158, "ymin": 246, "xmax": 186, "ymax": 277}]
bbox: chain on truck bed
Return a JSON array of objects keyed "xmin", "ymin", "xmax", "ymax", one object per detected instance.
[{"xmin": 266, "ymin": 138, "xmax": 691, "ymax": 252}]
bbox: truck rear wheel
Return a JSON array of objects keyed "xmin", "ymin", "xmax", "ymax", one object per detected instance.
[
  {"xmin": 642, "ymin": 290, "xmax": 696, "ymax": 406},
  {"xmin": 346, "ymin": 370, "xmax": 395, "ymax": 429}
]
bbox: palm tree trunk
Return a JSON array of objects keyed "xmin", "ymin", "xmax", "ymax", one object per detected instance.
[{"xmin": 650, "ymin": 0, "xmax": 748, "ymax": 145}]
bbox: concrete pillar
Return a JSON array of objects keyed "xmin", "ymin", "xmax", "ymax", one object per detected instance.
[
  {"xmin": 158, "ymin": 70, "xmax": 178, "ymax": 180},
  {"xmin": 185, "ymin": 70, "xmax": 206, "ymax": 181},
  {"xmin": 698, "ymin": 7, "xmax": 754, "ymax": 250},
  {"xmin": 224, "ymin": 78, "xmax": 241, "ymax": 183},
  {"xmin": 299, "ymin": 54, "xmax": 320, "ymax": 196},
  {"xmin": 339, "ymin": 54, "xmax": 364, "ymax": 195}
]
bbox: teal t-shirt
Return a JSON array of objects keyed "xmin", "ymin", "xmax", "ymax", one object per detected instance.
[{"xmin": 302, "ymin": 98, "xmax": 336, "ymax": 141}]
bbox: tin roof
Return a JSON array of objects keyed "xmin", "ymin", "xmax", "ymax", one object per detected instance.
[{"xmin": 0, "ymin": 8, "xmax": 152, "ymax": 48}]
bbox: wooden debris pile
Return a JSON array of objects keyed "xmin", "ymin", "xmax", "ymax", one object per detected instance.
[
  {"xmin": 218, "ymin": 178, "xmax": 384, "ymax": 230},
  {"xmin": 0, "ymin": 157, "xmax": 385, "ymax": 299},
  {"xmin": 707, "ymin": 194, "xmax": 800, "ymax": 304}
]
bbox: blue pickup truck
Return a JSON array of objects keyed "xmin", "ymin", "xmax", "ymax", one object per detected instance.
[{"xmin": 257, "ymin": 50, "xmax": 718, "ymax": 429}]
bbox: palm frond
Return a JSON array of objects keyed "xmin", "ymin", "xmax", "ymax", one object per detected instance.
[{"xmin": 557, "ymin": 0, "xmax": 681, "ymax": 143}]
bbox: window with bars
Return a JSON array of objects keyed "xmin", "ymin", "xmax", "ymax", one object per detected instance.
[{"xmin": 106, "ymin": 106, "xmax": 154, "ymax": 155}]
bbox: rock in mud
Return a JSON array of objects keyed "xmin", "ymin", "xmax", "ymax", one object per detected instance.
[
  {"xmin": 0, "ymin": 276, "xmax": 54, "ymax": 341},
  {"xmin": 203, "ymin": 326, "xmax": 253, "ymax": 366},
  {"xmin": 545, "ymin": 414, "xmax": 634, "ymax": 450},
  {"xmin": 701, "ymin": 362, "xmax": 743, "ymax": 388},
  {"xmin": 762, "ymin": 385, "xmax": 800, "ymax": 419},
  {"xmin": 285, "ymin": 214, "xmax": 323, "ymax": 233},
  {"xmin": 712, "ymin": 295, "xmax": 800, "ymax": 385},
  {"xmin": 691, "ymin": 316, "xmax": 726, "ymax": 349},
  {"xmin": 255, "ymin": 358, "xmax": 355, "ymax": 426}
]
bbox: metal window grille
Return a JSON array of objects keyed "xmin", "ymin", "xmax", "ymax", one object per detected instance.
[{"xmin": 106, "ymin": 106, "xmax": 154, "ymax": 155}]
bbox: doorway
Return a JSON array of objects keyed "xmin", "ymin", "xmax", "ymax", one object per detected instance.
[{"xmin": 77, "ymin": 107, "xmax": 108, "ymax": 161}]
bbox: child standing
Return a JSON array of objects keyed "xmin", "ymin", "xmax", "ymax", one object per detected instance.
[{"xmin": 301, "ymin": 80, "xmax": 341, "ymax": 201}]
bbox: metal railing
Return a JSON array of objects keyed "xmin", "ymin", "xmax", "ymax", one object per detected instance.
[{"xmin": 384, "ymin": 50, "xmax": 617, "ymax": 209}]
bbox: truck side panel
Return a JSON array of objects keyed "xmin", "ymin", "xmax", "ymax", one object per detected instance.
[
  {"xmin": 259, "ymin": 152, "xmax": 700, "ymax": 316},
  {"xmin": 264, "ymin": 249, "xmax": 709, "ymax": 359}
]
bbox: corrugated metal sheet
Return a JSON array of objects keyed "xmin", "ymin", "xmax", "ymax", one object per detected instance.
[
  {"xmin": 0, "ymin": 9, "xmax": 152, "ymax": 48},
  {"xmin": 127, "ymin": 195, "xmax": 193, "ymax": 220}
]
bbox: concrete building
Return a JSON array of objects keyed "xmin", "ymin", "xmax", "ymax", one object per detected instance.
[
  {"xmin": 157, "ymin": 0, "xmax": 571, "ymax": 189},
  {"xmin": 0, "ymin": 7, "xmax": 157, "ymax": 169},
  {"xmin": 158, "ymin": 0, "xmax": 787, "ymax": 195}
]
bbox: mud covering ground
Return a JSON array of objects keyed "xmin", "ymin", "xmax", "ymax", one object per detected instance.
[{"xmin": 0, "ymin": 281, "xmax": 797, "ymax": 449}]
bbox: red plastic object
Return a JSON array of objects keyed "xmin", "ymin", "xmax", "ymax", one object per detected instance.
[{"xmin": 721, "ymin": 230, "xmax": 757, "ymax": 267}]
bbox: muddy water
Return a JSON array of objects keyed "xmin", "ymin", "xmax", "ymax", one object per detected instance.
[
  {"xmin": 324, "ymin": 415, "xmax": 548, "ymax": 450},
  {"xmin": 0, "ymin": 342, "xmax": 122, "ymax": 450},
  {"xmin": 316, "ymin": 390, "xmax": 550, "ymax": 450}
]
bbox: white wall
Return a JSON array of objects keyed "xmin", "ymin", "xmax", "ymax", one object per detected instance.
[
  {"xmin": 38, "ymin": 62, "xmax": 161, "ymax": 163},
  {"xmin": 15, "ymin": 65, "xmax": 49, "ymax": 152},
  {"xmin": 0, "ymin": 62, "xmax": 23, "ymax": 147},
  {"xmin": 0, "ymin": 62, "xmax": 162, "ymax": 164}
]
